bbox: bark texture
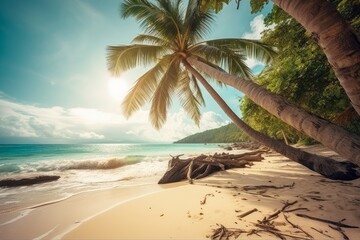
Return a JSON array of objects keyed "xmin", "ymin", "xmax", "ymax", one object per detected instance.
[
  {"xmin": 273, "ymin": 0, "xmax": 360, "ymax": 115},
  {"xmin": 187, "ymin": 57, "xmax": 360, "ymax": 166}
]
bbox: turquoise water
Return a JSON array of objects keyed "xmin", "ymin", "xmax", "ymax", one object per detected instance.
[
  {"xmin": 0, "ymin": 143, "xmax": 223, "ymax": 211},
  {"xmin": 0, "ymin": 144, "xmax": 220, "ymax": 174}
]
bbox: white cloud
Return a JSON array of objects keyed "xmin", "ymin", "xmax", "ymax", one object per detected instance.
[
  {"xmin": 243, "ymin": 15, "xmax": 267, "ymax": 40},
  {"xmin": 119, "ymin": 109, "xmax": 228, "ymax": 143},
  {"xmin": 0, "ymin": 97, "xmax": 228, "ymax": 143}
]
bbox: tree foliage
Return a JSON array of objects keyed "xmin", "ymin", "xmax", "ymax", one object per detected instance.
[
  {"xmin": 175, "ymin": 123, "xmax": 249, "ymax": 143},
  {"xmin": 108, "ymin": 0, "xmax": 275, "ymax": 129},
  {"xmin": 241, "ymin": 0, "xmax": 360, "ymax": 144}
]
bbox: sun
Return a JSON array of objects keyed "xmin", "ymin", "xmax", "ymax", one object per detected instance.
[{"xmin": 107, "ymin": 77, "xmax": 128, "ymax": 101}]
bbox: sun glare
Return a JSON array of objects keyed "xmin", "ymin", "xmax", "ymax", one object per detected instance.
[{"xmin": 107, "ymin": 77, "xmax": 128, "ymax": 101}]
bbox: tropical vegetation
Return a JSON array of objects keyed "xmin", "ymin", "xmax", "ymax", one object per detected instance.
[
  {"xmin": 107, "ymin": 0, "xmax": 360, "ymax": 180},
  {"xmin": 200, "ymin": 0, "xmax": 360, "ymax": 116},
  {"xmin": 175, "ymin": 123, "xmax": 248, "ymax": 143},
  {"xmin": 190, "ymin": 0, "xmax": 360, "ymax": 165},
  {"xmin": 241, "ymin": 0, "xmax": 360, "ymax": 145}
]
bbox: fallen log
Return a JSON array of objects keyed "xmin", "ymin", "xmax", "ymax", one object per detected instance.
[
  {"xmin": 0, "ymin": 175, "xmax": 61, "ymax": 188},
  {"xmin": 158, "ymin": 150, "xmax": 264, "ymax": 184}
]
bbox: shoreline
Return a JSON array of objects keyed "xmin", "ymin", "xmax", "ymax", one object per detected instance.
[{"xmin": 1, "ymin": 145, "xmax": 360, "ymax": 239}]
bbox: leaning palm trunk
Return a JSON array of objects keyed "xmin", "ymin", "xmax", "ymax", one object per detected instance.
[
  {"xmin": 272, "ymin": 0, "xmax": 360, "ymax": 116},
  {"xmin": 183, "ymin": 60, "xmax": 360, "ymax": 180},
  {"xmin": 187, "ymin": 56, "xmax": 360, "ymax": 166}
]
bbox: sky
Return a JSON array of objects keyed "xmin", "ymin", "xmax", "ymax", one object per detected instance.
[{"xmin": 0, "ymin": 0, "xmax": 272, "ymax": 144}]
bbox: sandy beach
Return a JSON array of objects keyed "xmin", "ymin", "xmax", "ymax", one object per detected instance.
[{"xmin": 1, "ymin": 145, "xmax": 360, "ymax": 239}]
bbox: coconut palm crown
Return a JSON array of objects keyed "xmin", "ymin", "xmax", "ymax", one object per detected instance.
[{"xmin": 107, "ymin": 0, "xmax": 276, "ymax": 129}]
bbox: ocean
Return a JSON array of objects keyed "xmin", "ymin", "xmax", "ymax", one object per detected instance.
[{"xmin": 0, "ymin": 143, "xmax": 223, "ymax": 212}]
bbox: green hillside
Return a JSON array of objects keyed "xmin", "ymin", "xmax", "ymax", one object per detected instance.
[{"xmin": 175, "ymin": 123, "xmax": 248, "ymax": 143}]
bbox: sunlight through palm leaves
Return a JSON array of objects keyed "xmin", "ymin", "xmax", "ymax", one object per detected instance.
[{"xmin": 107, "ymin": 0, "xmax": 275, "ymax": 129}]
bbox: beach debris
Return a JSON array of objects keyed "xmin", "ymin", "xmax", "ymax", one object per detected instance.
[
  {"xmin": 240, "ymin": 183, "xmax": 295, "ymax": 199},
  {"xmin": 211, "ymin": 224, "xmax": 246, "ymax": 240},
  {"xmin": 0, "ymin": 175, "xmax": 61, "ymax": 188},
  {"xmin": 237, "ymin": 208, "xmax": 258, "ymax": 219},
  {"xmin": 200, "ymin": 193, "xmax": 214, "ymax": 205},
  {"xmin": 224, "ymin": 142, "xmax": 265, "ymax": 151},
  {"xmin": 260, "ymin": 200, "xmax": 298, "ymax": 225},
  {"xmin": 283, "ymin": 207, "xmax": 310, "ymax": 213},
  {"xmin": 160, "ymin": 214, "xmax": 164, "ymax": 217},
  {"xmin": 158, "ymin": 150, "xmax": 267, "ymax": 184},
  {"xmin": 328, "ymin": 225, "xmax": 349, "ymax": 240},
  {"xmin": 242, "ymin": 182, "xmax": 295, "ymax": 191},
  {"xmin": 310, "ymin": 227, "xmax": 333, "ymax": 238},
  {"xmin": 284, "ymin": 213, "xmax": 313, "ymax": 238},
  {"xmin": 295, "ymin": 213, "xmax": 359, "ymax": 228}
]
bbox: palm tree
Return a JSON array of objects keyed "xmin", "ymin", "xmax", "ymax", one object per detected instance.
[
  {"xmin": 107, "ymin": 0, "xmax": 359, "ymax": 179},
  {"xmin": 184, "ymin": 61, "xmax": 359, "ymax": 180},
  {"xmin": 272, "ymin": 0, "xmax": 360, "ymax": 116},
  {"xmin": 187, "ymin": 57, "xmax": 360, "ymax": 166},
  {"xmin": 187, "ymin": 0, "xmax": 360, "ymax": 166},
  {"xmin": 199, "ymin": 0, "xmax": 360, "ymax": 116}
]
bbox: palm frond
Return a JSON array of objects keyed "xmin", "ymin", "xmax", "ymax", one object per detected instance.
[
  {"xmin": 121, "ymin": 55, "xmax": 173, "ymax": 118},
  {"xmin": 177, "ymin": 71, "xmax": 204, "ymax": 125},
  {"xmin": 107, "ymin": 44, "xmax": 165, "ymax": 75},
  {"xmin": 131, "ymin": 34, "xmax": 169, "ymax": 46},
  {"xmin": 121, "ymin": 0, "xmax": 182, "ymax": 42},
  {"xmin": 149, "ymin": 57, "xmax": 181, "ymax": 129},
  {"xmin": 191, "ymin": 44, "xmax": 252, "ymax": 79},
  {"xmin": 184, "ymin": 0, "xmax": 215, "ymax": 43},
  {"xmin": 190, "ymin": 75, "xmax": 205, "ymax": 106},
  {"xmin": 204, "ymin": 38, "xmax": 277, "ymax": 65}
]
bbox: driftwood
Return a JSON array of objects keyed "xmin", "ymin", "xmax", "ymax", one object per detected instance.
[
  {"xmin": 242, "ymin": 183, "xmax": 295, "ymax": 191},
  {"xmin": 237, "ymin": 208, "xmax": 258, "ymax": 219},
  {"xmin": 284, "ymin": 213, "xmax": 313, "ymax": 238},
  {"xmin": 225, "ymin": 142, "xmax": 264, "ymax": 151},
  {"xmin": 310, "ymin": 227, "xmax": 333, "ymax": 238},
  {"xmin": 0, "ymin": 175, "xmax": 60, "ymax": 188},
  {"xmin": 296, "ymin": 213, "xmax": 359, "ymax": 228},
  {"xmin": 200, "ymin": 193, "xmax": 214, "ymax": 205},
  {"xmin": 158, "ymin": 150, "xmax": 265, "ymax": 184},
  {"xmin": 328, "ymin": 225, "xmax": 349, "ymax": 240},
  {"xmin": 211, "ymin": 224, "xmax": 246, "ymax": 240}
]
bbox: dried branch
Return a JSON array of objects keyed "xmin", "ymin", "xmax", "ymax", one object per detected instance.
[
  {"xmin": 210, "ymin": 224, "xmax": 245, "ymax": 240},
  {"xmin": 242, "ymin": 182, "xmax": 295, "ymax": 191},
  {"xmin": 237, "ymin": 208, "xmax": 258, "ymax": 219},
  {"xmin": 296, "ymin": 213, "xmax": 359, "ymax": 228},
  {"xmin": 310, "ymin": 227, "xmax": 333, "ymax": 238},
  {"xmin": 261, "ymin": 200, "xmax": 297, "ymax": 223},
  {"xmin": 284, "ymin": 213, "xmax": 313, "ymax": 239},
  {"xmin": 200, "ymin": 193, "xmax": 214, "ymax": 205},
  {"xmin": 283, "ymin": 207, "xmax": 309, "ymax": 213},
  {"xmin": 328, "ymin": 225, "xmax": 349, "ymax": 240}
]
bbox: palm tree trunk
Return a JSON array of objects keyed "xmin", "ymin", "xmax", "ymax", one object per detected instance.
[
  {"xmin": 187, "ymin": 56, "xmax": 360, "ymax": 166},
  {"xmin": 272, "ymin": 0, "xmax": 360, "ymax": 116},
  {"xmin": 183, "ymin": 60, "xmax": 360, "ymax": 180}
]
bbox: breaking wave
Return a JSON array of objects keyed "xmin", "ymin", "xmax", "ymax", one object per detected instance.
[
  {"xmin": 7, "ymin": 156, "xmax": 146, "ymax": 173},
  {"xmin": 58, "ymin": 158, "xmax": 142, "ymax": 171}
]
